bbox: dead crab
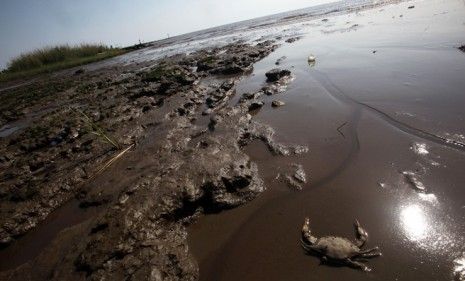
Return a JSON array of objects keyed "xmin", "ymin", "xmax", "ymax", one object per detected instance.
[{"xmin": 301, "ymin": 217, "xmax": 382, "ymax": 272}]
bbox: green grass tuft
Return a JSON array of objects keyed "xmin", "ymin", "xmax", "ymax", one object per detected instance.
[
  {"xmin": 71, "ymin": 107, "xmax": 120, "ymax": 150},
  {"xmin": 0, "ymin": 44, "xmax": 126, "ymax": 82}
]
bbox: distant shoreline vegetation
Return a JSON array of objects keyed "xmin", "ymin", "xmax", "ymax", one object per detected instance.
[{"xmin": 0, "ymin": 44, "xmax": 126, "ymax": 82}]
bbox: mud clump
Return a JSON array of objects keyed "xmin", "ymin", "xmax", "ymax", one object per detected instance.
[
  {"xmin": 265, "ymin": 68, "xmax": 291, "ymax": 82},
  {"xmin": 281, "ymin": 164, "xmax": 307, "ymax": 190},
  {"xmin": 196, "ymin": 41, "xmax": 278, "ymax": 75},
  {"xmin": 248, "ymin": 101, "xmax": 265, "ymax": 112},
  {"xmin": 272, "ymin": 100, "xmax": 285, "ymax": 107},
  {"xmin": 285, "ymin": 37, "xmax": 302, "ymax": 43}
]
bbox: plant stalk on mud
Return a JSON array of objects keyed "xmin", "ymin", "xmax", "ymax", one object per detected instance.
[{"xmin": 70, "ymin": 107, "xmax": 120, "ymax": 150}]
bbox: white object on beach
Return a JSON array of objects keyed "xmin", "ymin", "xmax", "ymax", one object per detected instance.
[{"xmin": 307, "ymin": 54, "xmax": 316, "ymax": 62}]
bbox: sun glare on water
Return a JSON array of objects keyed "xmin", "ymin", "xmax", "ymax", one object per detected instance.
[{"xmin": 400, "ymin": 204, "xmax": 429, "ymax": 241}]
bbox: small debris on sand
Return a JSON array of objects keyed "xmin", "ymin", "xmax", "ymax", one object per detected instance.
[
  {"xmin": 408, "ymin": 5, "xmax": 415, "ymax": 9},
  {"xmin": 402, "ymin": 171, "xmax": 426, "ymax": 192},
  {"xmin": 240, "ymin": 91, "xmax": 262, "ymax": 102},
  {"xmin": 275, "ymin": 56, "xmax": 287, "ymax": 65},
  {"xmin": 271, "ymin": 100, "xmax": 285, "ymax": 107},
  {"xmin": 308, "ymin": 54, "xmax": 316, "ymax": 63},
  {"xmin": 411, "ymin": 142, "xmax": 429, "ymax": 155},
  {"xmin": 293, "ymin": 164, "xmax": 307, "ymax": 183},
  {"xmin": 285, "ymin": 175, "xmax": 303, "ymax": 190},
  {"xmin": 459, "ymin": 45, "xmax": 465, "ymax": 52},
  {"xmin": 294, "ymin": 145, "xmax": 309, "ymax": 154},
  {"xmin": 285, "ymin": 37, "xmax": 301, "ymax": 43},
  {"xmin": 280, "ymin": 164, "xmax": 307, "ymax": 190}
]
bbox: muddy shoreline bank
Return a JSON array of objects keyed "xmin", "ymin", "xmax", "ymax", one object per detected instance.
[{"xmin": 0, "ymin": 37, "xmax": 307, "ymax": 280}]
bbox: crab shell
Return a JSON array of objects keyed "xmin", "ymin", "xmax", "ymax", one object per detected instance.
[{"xmin": 312, "ymin": 236, "xmax": 361, "ymax": 259}]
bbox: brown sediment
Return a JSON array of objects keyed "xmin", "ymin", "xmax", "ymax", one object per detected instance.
[{"xmin": 0, "ymin": 39, "xmax": 309, "ymax": 280}]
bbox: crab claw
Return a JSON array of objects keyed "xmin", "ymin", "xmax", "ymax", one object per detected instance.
[
  {"xmin": 302, "ymin": 217, "xmax": 317, "ymax": 244},
  {"xmin": 303, "ymin": 217, "xmax": 310, "ymax": 231},
  {"xmin": 354, "ymin": 219, "xmax": 368, "ymax": 248}
]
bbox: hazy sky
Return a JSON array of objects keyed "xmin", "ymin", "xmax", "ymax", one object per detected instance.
[{"xmin": 0, "ymin": 0, "xmax": 336, "ymax": 69}]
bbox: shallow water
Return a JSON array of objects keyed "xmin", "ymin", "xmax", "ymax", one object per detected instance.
[
  {"xmin": 83, "ymin": 0, "xmax": 405, "ymax": 71},
  {"xmin": 0, "ymin": 199, "xmax": 97, "ymax": 271},
  {"xmin": 188, "ymin": 0, "xmax": 465, "ymax": 280}
]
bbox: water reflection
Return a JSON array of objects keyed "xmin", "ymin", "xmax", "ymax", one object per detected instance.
[
  {"xmin": 400, "ymin": 204, "xmax": 429, "ymax": 241},
  {"xmin": 411, "ymin": 142, "xmax": 429, "ymax": 155},
  {"xmin": 398, "ymin": 195, "xmax": 465, "ymax": 280},
  {"xmin": 418, "ymin": 193, "xmax": 438, "ymax": 204},
  {"xmin": 399, "ymin": 201, "xmax": 463, "ymax": 257},
  {"xmin": 454, "ymin": 254, "xmax": 465, "ymax": 280}
]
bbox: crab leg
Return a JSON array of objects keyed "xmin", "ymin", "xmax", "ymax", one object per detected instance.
[
  {"xmin": 346, "ymin": 258, "xmax": 371, "ymax": 272},
  {"xmin": 358, "ymin": 246, "xmax": 380, "ymax": 254},
  {"xmin": 353, "ymin": 219, "xmax": 368, "ymax": 248},
  {"xmin": 359, "ymin": 252, "xmax": 382, "ymax": 259}
]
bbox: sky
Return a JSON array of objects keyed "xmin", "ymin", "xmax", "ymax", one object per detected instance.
[{"xmin": 0, "ymin": 0, "xmax": 336, "ymax": 69}]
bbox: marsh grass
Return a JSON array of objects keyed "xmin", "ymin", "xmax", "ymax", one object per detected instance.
[
  {"xmin": 71, "ymin": 107, "xmax": 120, "ymax": 150},
  {"xmin": 0, "ymin": 44, "xmax": 125, "ymax": 82},
  {"xmin": 70, "ymin": 107, "xmax": 134, "ymax": 179}
]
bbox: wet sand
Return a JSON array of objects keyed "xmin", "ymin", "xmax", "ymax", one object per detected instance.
[{"xmin": 188, "ymin": 0, "xmax": 465, "ymax": 280}]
